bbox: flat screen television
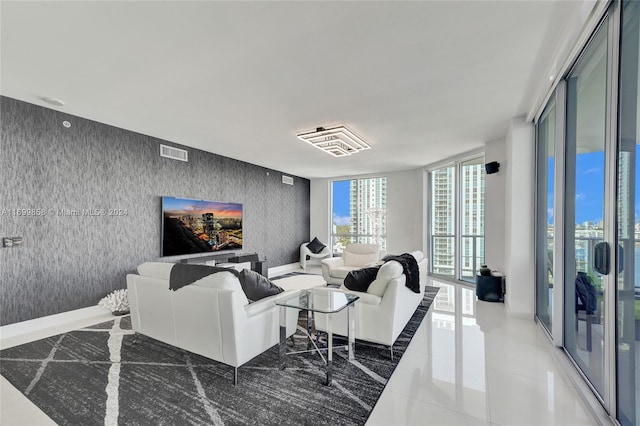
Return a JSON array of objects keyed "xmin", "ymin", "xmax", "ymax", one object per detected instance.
[{"xmin": 161, "ymin": 196, "xmax": 243, "ymax": 257}]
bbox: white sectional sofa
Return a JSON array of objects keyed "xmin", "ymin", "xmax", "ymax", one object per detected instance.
[
  {"xmin": 315, "ymin": 251, "xmax": 427, "ymax": 358},
  {"xmin": 126, "ymin": 262, "xmax": 299, "ymax": 384}
]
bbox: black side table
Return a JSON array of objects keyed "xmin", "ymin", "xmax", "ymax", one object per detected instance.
[{"xmin": 476, "ymin": 275, "xmax": 505, "ymax": 302}]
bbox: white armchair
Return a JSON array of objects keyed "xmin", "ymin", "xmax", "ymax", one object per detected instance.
[
  {"xmin": 315, "ymin": 251, "xmax": 427, "ymax": 358},
  {"xmin": 300, "ymin": 242, "xmax": 332, "ymax": 270},
  {"xmin": 321, "ymin": 243, "xmax": 383, "ymax": 285}
]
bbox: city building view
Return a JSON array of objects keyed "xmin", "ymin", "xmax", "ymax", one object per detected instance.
[
  {"xmin": 162, "ymin": 197, "xmax": 243, "ymax": 256},
  {"xmin": 431, "ymin": 158, "xmax": 485, "ymax": 280},
  {"xmin": 331, "ymin": 177, "xmax": 387, "ymax": 253}
]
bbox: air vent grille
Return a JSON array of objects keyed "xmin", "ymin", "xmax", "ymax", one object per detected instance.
[
  {"xmin": 282, "ymin": 175, "xmax": 294, "ymax": 185},
  {"xmin": 160, "ymin": 144, "xmax": 188, "ymax": 162}
]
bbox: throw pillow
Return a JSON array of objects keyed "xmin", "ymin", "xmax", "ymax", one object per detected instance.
[
  {"xmin": 306, "ymin": 237, "xmax": 326, "ymax": 254},
  {"xmin": 238, "ymin": 269, "xmax": 284, "ymax": 302},
  {"xmin": 344, "ymin": 266, "xmax": 380, "ymax": 292}
]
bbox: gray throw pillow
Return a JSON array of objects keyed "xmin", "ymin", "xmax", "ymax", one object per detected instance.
[{"xmin": 238, "ymin": 269, "xmax": 284, "ymax": 302}]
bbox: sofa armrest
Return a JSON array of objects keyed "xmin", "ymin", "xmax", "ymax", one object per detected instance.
[
  {"xmin": 312, "ymin": 286, "xmax": 383, "ymax": 306},
  {"xmin": 321, "ymin": 257, "xmax": 344, "ymax": 268},
  {"xmin": 321, "ymin": 256, "xmax": 344, "ymax": 283},
  {"xmin": 378, "ymin": 276, "xmax": 405, "ymax": 317},
  {"xmin": 243, "ymin": 290, "xmax": 300, "ymax": 317}
]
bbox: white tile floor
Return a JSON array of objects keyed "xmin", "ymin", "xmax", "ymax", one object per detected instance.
[
  {"xmin": 0, "ymin": 276, "xmax": 611, "ymax": 425},
  {"xmin": 367, "ymin": 279, "xmax": 609, "ymax": 426}
]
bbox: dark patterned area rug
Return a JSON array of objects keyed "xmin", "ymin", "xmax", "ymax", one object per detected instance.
[{"xmin": 0, "ymin": 286, "xmax": 439, "ymax": 426}]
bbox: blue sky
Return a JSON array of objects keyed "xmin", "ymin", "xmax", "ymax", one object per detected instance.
[
  {"xmin": 332, "ymin": 180, "xmax": 351, "ymax": 225},
  {"xmin": 551, "ymin": 150, "xmax": 640, "ymax": 225},
  {"xmin": 571, "ymin": 151, "xmax": 605, "ymax": 224},
  {"xmin": 334, "ymin": 151, "xmax": 637, "ymax": 228}
]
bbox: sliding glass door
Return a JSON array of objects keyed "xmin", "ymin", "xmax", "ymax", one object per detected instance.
[
  {"xmin": 617, "ymin": 1, "xmax": 640, "ymax": 423},
  {"xmin": 536, "ymin": 98, "xmax": 557, "ymax": 333},
  {"xmin": 535, "ymin": 1, "xmax": 640, "ymax": 421},
  {"xmin": 564, "ymin": 18, "xmax": 609, "ymax": 398}
]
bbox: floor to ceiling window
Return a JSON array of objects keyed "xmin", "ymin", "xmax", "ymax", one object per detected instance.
[
  {"xmin": 430, "ymin": 166, "xmax": 456, "ymax": 277},
  {"xmin": 534, "ymin": 2, "xmax": 640, "ymax": 421},
  {"xmin": 535, "ymin": 96, "xmax": 557, "ymax": 333},
  {"xmin": 617, "ymin": 1, "xmax": 640, "ymax": 423},
  {"xmin": 330, "ymin": 177, "xmax": 387, "ymax": 254},
  {"xmin": 429, "ymin": 156, "xmax": 485, "ymax": 282},
  {"xmin": 563, "ymin": 18, "xmax": 608, "ymax": 398}
]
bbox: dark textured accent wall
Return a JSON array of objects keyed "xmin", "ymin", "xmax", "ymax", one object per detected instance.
[{"xmin": 0, "ymin": 96, "xmax": 310, "ymax": 326}]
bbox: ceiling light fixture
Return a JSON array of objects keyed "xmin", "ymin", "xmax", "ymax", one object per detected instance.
[{"xmin": 297, "ymin": 126, "xmax": 371, "ymax": 157}]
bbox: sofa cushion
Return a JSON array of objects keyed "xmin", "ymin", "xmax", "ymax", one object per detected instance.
[
  {"xmin": 238, "ymin": 269, "xmax": 284, "ymax": 302},
  {"xmin": 137, "ymin": 262, "xmax": 173, "ymax": 280},
  {"xmin": 367, "ymin": 261, "xmax": 403, "ymax": 297},
  {"xmin": 306, "ymin": 237, "xmax": 327, "ymax": 254},
  {"xmin": 344, "ymin": 267, "xmax": 380, "ymax": 292}
]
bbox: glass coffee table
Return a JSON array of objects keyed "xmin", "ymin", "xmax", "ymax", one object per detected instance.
[{"xmin": 276, "ymin": 288, "xmax": 359, "ymax": 386}]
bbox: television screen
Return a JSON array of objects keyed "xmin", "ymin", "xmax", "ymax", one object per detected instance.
[{"xmin": 162, "ymin": 196, "xmax": 243, "ymax": 257}]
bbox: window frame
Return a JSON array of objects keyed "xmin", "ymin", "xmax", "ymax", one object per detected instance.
[
  {"xmin": 427, "ymin": 152, "xmax": 485, "ymax": 283},
  {"xmin": 329, "ymin": 176, "xmax": 387, "ymax": 254}
]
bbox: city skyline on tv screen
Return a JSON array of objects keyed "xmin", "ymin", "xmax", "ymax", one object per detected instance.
[{"xmin": 162, "ymin": 196, "xmax": 243, "ymax": 256}]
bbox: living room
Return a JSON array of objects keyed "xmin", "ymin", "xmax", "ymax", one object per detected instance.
[{"xmin": 0, "ymin": 1, "xmax": 624, "ymax": 425}]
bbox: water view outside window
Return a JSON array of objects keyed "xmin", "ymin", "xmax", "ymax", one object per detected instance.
[
  {"xmin": 563, "ymin": 21, "xmax": 608, "ymax": 397},
  {"xmin": 331, "ymin": 177, "xmax": 387, "ymax": 253}
]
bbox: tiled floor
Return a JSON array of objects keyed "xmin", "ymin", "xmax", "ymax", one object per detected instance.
[
  {"xmin": 1, "ymin": 275, "xmax": 609, "ymax": 425},
  {"xmin": 367, "ymin": 280, "xmax": 607, "ymax": 426}
]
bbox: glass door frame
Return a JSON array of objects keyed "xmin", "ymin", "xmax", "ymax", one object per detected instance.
[
  {"xmin": 534, "ymin": 0, "xmax": 620, "ymax": 416},
  {"xmin": 535, "ymin": 81, "xmax": 567, "ymax": 346},
  {"xmin": 602, "ymin": 2, "xmax": 620, "ymax": 411}
]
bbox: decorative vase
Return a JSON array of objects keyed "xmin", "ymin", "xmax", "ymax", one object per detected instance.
[{"xmin": 479, "ymin": 265, "xmax": 492, "ymax": 276}]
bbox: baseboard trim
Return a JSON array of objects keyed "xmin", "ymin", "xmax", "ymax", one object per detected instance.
[
  {"xmin": 267, "ymin": 262, "xmax": 301, "ymax": 278},
  {"xmin": 1, "ymin": 306, "xmax": 113, "ymax": 349}
]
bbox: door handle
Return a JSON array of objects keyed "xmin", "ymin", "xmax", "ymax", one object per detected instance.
[{"xmin": 594, "ymin": 241, "xmax": 610, "ymax": 275}]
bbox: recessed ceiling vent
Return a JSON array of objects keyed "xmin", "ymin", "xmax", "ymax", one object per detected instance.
[
  {"xmin": 282, "ymin": 175, "xmax": 294, "ymax": 185},
  {"xmin": 160, "ymin": 144, "xmax": 188, "ymax": 162}
]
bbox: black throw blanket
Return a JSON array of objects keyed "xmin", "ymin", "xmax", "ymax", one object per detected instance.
[
  {"xmin": 384, "ymin": 253, "xmax": 421, "ymax": 293},
  {"xmin": 169, "ymin": 263, "xmax": 239, "ymax": 291}
]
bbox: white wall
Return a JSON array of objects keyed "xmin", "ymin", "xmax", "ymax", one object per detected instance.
[
  {"xmin": 504, "ymin": 117, "xmax": 536, "ymax": 319},
  {"xmin": 309, "ymin": 169, "xmax": 425, "ymax": 255},
  {"xmin": 484, "ymin": 138, "xmax": 507, "ymax": 274}
]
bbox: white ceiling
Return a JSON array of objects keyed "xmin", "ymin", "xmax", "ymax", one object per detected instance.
[{"xmin": 1, "ymin": 1, "xmax": 580, "ymax": 179}]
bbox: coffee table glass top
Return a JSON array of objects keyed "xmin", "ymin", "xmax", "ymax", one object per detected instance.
[{"xmin": 275, "ymin": 289, "xmax": 359, "ymax": 313}]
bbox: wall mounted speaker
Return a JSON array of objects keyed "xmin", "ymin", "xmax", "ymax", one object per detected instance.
[{"xmin": 485, "ymin": 161, "xmax": 500, "ymax": 174}]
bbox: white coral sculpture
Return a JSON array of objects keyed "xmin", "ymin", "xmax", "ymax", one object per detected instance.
[{"xmin": 99, "ymin": 289, "xmax": 129, "ymax": 314}]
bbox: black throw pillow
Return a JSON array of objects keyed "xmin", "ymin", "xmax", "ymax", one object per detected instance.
[
  {"xmin": 344, "ymin": 266, "xmax": 380, "ymax": 292},
  {"xmin": 238, "ymin": 269, "xmax": 284, "ymax": 302},
  {"xmin": 306, "ymin": 237, "xmax": 326, "ymax": 254}
]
